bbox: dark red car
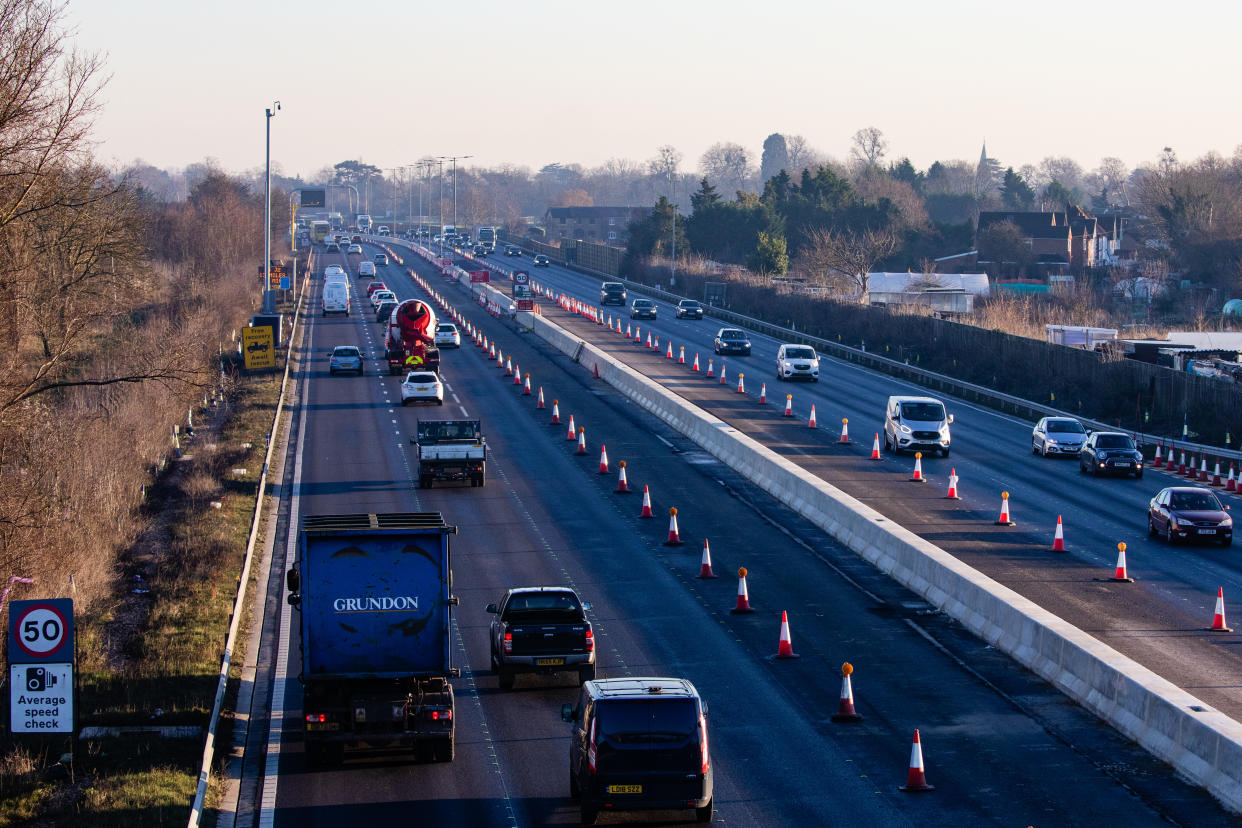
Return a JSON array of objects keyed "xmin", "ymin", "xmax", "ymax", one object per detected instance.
[
  {"xmin": 365, "ymin": 281, "xmax": 387, "ymax": 299},
  {"xmin": 1148, "ymin": 486, "xmax": 1233, "ymax": 546}
]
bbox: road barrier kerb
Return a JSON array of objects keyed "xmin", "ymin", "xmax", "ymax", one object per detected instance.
[{"xmin": 525, "ymin": 309, "xmax": 1242, "ymax": 815}]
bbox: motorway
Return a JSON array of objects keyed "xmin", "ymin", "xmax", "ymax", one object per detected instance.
[
  {"xmin": 237, "ymin": 238, "xmax": 1235, "ymax": 826},
  {"xmin": 461, "ymin": 244, "xmax": 1242, "ymax": 724}
]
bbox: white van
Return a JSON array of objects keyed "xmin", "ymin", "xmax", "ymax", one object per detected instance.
[
  {"xmin": 357, "ymin": 261, "xmax": 376, "ymax": 278},
  {"xmin": 322, "ymin": 281, "xmax": 350, "ymax": 316},
  {"xmin": 884, "ymin": 395, "xmax": 953, "ymax": 456},
  {"xmin": 776, "ymin": 344, "xmax": 820, "ymax": 382}
]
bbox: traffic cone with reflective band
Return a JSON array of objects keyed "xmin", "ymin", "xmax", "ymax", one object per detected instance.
[
  {"xmin": 633, "ymin": 326, "xmax": 641, "ymax": 343},
  {"xmin": 1052, "ymin": 515, "xmax": 1066, "ymax": 551},
  {"xmin": 697, "ymin": 539, "xmax": 717, "ymax": 578},
  {"xmin": 626, "ymin": 322, "xmax": 633, "ymax": 338},
  {"xmin": 664, "ymin": 508, "xmax": 684, "ymax": 546},
  {"xmin": 719, "ymin": 363, "xmax": 727, "ymax": 385},
  {"xmin": 536, "ymin": 387, "xmax": 545, "ymax": 409},
  {"xmin": 871, "ymin": 434, "xmax": 881, "ymax": 460},
  {"xmin": 576, "ymin": 427, "xmax": 588, "ymax": 456},
  {"xmin": 646, "ymin": 332, "xmax": 652, "ymax": 349},
  {"xmin": 637, "ymin": 485, "xmax": 656, "ymax": 518},
  {"xmin": 497, "ymin": 350, "xmax": 505, "ymax": 369},
  {"xmin": 550, "ymin": 400, "xmax": 560, "ymax": 425},
  {"xmin": 737, "ymin": 373, "xmax": 745, "ymax": 393},
  {"xmin": 1228, "ymin": 465, "xmax": 1237, "ymax": 492},
  {"xmin": 784, "ymin": 395, "xmax": 793, "ymax": 417},
  {"xmin": 1166, "ymin": 445, "xmax": 1177, "ymax": 471},
  {"xmin": 706, "ymin": 358, "xmax": 714, "ymax": 378},
  {"xmin": 489, "ymin": 342, "xmax": 496, "ymax": 360},
  {"xmin": 692, "ymin": 353, "xmax": 700, "ymax": 372},
  {"xmin": 759, "ymin": 383, "xmax": 767, "ymax": 404},
  {"xmin": 666, "ymin": 341, "xmax": 674, "ymax": 359},
  {"xmin": 653, "ymin": 335, "xmax": 660, "ymax": 352},
  {"xmin": 774, "ymin": 611, "xmax": 799, "ymax": 659},
  {"xmin": 945, "ymin": 468, "xmax": 960, "ymax": 498},
  {"xmin": 523, "ymin": 374, "xmax": 531, "ymax": 394},
  {"xmin": 1209, "ymin": 587, "xmax": 1233, "ymax": 631},
  {"xmin": 730, "ymin": 567, "xmax": 754, "ymax": 614},
  {"xmin": 1213, "ymin": 459, "xmax": 1223, "ymax": 486},
  {"xmin": 1111, "ymin": 542, "xmax": 1133, "ymax": 582},
  {"xmin": 566, "ymin": 415, "xmax": 576, "ymax": 441},
  {"xmin": 615, "ymin": 461, "xmax": 631, "ymax": 493},
  {"xmin": 899, "ymin": 730, "xmax": 935, "ymax": 792},
  {"xmin": 598, "ymin": 444, "xmax": 609, "ymax": 474},
  {"xmin": 839, "ymin": 418, "xmax": 850, "ymax": 444},
  {"xmin": 679, "ymin": 346, "xmax": 686, "ymax": 364},
  {"xmin": 808, "ymin": 405, "xmax": 817, "ymax": 428},
  {"xmin": 1154, "ymin": 441, "xmax": 1163, "ymax": 466},
  {"xmin": 910, "ymin": 453, "xmax": 925, "ymax": 482},
  {"xmin": 513, "ymin": 364, "xmax": 522, "ymax": 384},
  {"xmin": 1178, "ymin": 449, "xmax": 1187, "ymax": 475},
  {"xmin": 995, "ymin": 491, "xmax": 1015, "ymax": 525},
  {"xmin": 1199, "ymin": 455, "xmax": 1209, "ymax": 482},
  {"xmin": 830, "ymin": 663, "xmax": 862, "ymax": 722}
]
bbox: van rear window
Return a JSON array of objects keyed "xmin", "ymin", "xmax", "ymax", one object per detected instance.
[{"xmin": 598, "ymin": 699, "xmax": 695, "ymax": 744}]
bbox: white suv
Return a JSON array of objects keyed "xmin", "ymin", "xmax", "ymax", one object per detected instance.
[{"xmin": 776, "ymin": 344, "xmax": 820, "ymax": 381}]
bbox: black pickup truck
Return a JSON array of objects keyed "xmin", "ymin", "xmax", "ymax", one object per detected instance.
[{"xmin": 486, "ymin": 587, "xmax": 595, "ymax": 690}]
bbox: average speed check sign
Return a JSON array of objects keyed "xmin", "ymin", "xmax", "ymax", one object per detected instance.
[{"xmin": 8, "ymin": 599, "xmax": 74, "ymax": 734}]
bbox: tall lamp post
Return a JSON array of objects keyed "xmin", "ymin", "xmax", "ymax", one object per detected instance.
[
  {"xmin": 436, "ymin": 158, "xmax": 446, "ymax": 257},
  {"xmin": 444, "ymin": 155, "xmax": 473, "ymax": 238},
  {"xmin": 263, "ymin": 100, "xmax": 280, "ymax": 314}
]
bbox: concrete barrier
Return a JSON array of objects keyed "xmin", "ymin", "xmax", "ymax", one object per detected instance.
[{"xmin": 522, "ymin": 310, "xmax": 1242, "ymax": 815}]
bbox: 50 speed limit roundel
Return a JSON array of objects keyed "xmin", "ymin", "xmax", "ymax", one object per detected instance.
[{"xmin": 8, "ymin": 599, "xmax": 74, "ymax": 663}]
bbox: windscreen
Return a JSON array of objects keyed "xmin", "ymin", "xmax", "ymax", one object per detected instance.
[
  {"xmin": 1047, "ymin": 420, "xmax": 1085, "ymax": 434},
  {"xmin": 785, "ymin": 347, "xmax": 816, "ymax": 359},
  {"xmin": 901, "ymin": 403, "xmax": 945, "ymax": 421},
  {"xmin": 1096, "ymin": 435, "xmax": 1134, "ymax": 449},
  {"xmin": 1172, "ymin": 492, "xmax": 1220, "ymax": 510},
  {"xmin": 722, "ymin": 330, "xmax": 745, "ymax": 340}
]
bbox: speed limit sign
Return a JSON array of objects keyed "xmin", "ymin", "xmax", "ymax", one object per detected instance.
[{"xmin": 8, "ymin": 599, "xmax": 74, "ymax": 664}]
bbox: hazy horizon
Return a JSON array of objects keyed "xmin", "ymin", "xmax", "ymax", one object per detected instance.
[{"xmin": 69, "ymin": 0, "xmax": 1242, "ymax": 179}]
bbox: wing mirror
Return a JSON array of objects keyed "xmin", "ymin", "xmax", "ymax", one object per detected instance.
[
  {"xmin": 947, "ymin": 414, "xmax": 955, "ymax": 424},
  {"xmin": 582, "ymin": 601, "xmax": 592, "ymax": 612},
  {"xmin": 485, "ymin": 603, "xmax": 499, "ymax": 614}
]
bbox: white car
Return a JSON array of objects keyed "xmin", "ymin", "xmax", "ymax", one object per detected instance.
[
  {"xmin": 347, "ymin": 244, "xmax": 363, "ymax": 255},
  {"xmin": 401, "ymin": 371, "xmax": 444, "ymax": 405},
  {"xmin": 324, "ymin": 264, "xmax": 346, "ymax": 278},
  {"xmin": 370, "ymin": 289, "xmax": 397, "ymax": 310},
  {"xmin": 776, "ymin": 344, "xmax": 820, "ymax": 382},
  {"xmin": 435, "ymin": 323, "xmax": 461, "ymax": 348}
]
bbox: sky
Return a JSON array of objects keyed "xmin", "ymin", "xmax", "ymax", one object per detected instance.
[{"xmin": 68, "ymin": 0, "xmax": 1242, "ymax": 180}]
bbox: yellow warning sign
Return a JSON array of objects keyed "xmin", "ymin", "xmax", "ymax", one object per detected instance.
[{"xmin": 242, "ymin": 326, "xmax": 275, "ymax": 370}]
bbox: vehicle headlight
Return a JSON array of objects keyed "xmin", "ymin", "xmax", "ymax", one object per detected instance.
[
  {"xmin": 939, "ymin": 424, "xmax": 950, "ymax": 436},
  {"xmin": 1221, "ymin": 517, "xmax": 1233, "ymax": 527},
  {"xmin": 898, "ymin": 424, "xmax": 912, "ymax": 435},
  {"xmin": 1176, "ymin": 517, "xmax": 1195, "ymax": 527},
  {"xmin": 1045, "ymin": 438, "xmax": 1058, "ymax": 445}
]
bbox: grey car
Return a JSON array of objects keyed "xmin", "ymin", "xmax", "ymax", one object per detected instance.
[
  {"xmin": 1079, "ymin": 431, "xmax": 1144, "ymax": 478},
  {"xmin": 328, "ymin": 345, "xmax": 363, "ymax": 375},
  {"xmin": 1032, "ymin": 417, "xmax": 1087, "ymax": 457}
]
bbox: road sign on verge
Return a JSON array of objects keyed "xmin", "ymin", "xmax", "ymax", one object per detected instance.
[
  {"xmin": 10, "ymin": 663, "xmax": 73, "ymax": 733},
  {"xmin": 9, "ymin": 599, "xmax": 74, "ymax": 664},
  {"xmin": 242, "ymin": 326, "xmax": 275, "ymax": 370}
]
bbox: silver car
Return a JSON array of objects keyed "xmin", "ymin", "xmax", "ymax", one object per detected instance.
[
  {"xmin": 1031, "ymin": 417, "xmax": 1087, "ymax": 457},
  {"xmin": 328, "ymin": 345, "xmax": 363, "ymax": 375}
]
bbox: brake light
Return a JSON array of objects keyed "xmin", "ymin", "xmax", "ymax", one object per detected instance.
[
  {"xmin": 426, "ymin": 708, "xmax": 452, "ymax": 721},
  {"xmin": 587, "ymin": 717, "xmax": 598, "ymax": 775},
  {"xmin": 306, "ymin": 713, "xmax": 327, "ymax": 724},
  {"xmin": 698, "ymin": 714, "xmax": 709, "ymax": 774},
  {"xmin": 584, "ymin": 628, "xmax": 594, "ymax": 652},
  {"xmin": 503, "ymin": 631, "xmax": 513, "ymax": 654}
]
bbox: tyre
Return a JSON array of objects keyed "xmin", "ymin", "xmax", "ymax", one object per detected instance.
[
  {"xmin": 1164, "ymin": 522, "xmax": 1176, "ymax": 544},
  {"xmin": 497, "ymin": 667, "xmax": 515, "ymax": 691},
  {"xmin": 578, "ymin": 663, "xmax": 596, "ymax": 685},
  {"xmin": 437, "ymin": 399, "xmax": 444, "ymax": 405},
  {"xmin": 580, "ymin": 803, "xmax": 598, "ymax": 826},
  {"xmin": 1134, "ymin": 470, "xmax": 1143, "ymax": 479},
  {"xmin": 1221, "ymin": 537, "xmax": 1233, "ymax": 548},
  {"xmin": 433, "ymin": 737, "xmax": 454, "ymax": 763},
  {"xmin": 696, "ymin": 798, "xmax": 714, "ymax": 823},
  {"xmin": 941, "ymin": 447, "xmax": 950, "ymax": 458},
  {"xmin": 1148, "ymin": 517, "xmax": 1157, "ymax": 538}
]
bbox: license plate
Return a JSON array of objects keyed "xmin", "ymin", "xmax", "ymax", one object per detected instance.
[
  {"xmin": 607, "ymin": 784, "xmax": 642, "ymax": 794},
  {"xmin": 306, "ymin": 722, "xmax": 339, "ymax": 731},
  {"xmin": 535, "ymin": 657, "xmax": 564, "ymax": 666},
  {"xmin": 1200, "ymin": 529, "xmax": 1217, "ymax": 535}
]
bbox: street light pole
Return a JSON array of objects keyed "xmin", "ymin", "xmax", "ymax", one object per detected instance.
[
  {"xmin": 445, "ymin": 155, "xmax": 473, "ymax": 238},
  {"xmin": 669, "ymin": 169, "xmax": 676, "ymax": 288},
  {"xmin": 437, "ymin": 158, "xmax": 446, "ymax": 257},
  {"xmin": 263, "ymin": 100, "xmax": 280, "ymax": 314}
]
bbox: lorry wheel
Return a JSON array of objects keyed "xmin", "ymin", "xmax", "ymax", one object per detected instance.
[
  {"xmin": 580, "ymin": 803, "xmax": 599, "ymax": 825},
  {"xmin": 497, "ymin": 668, "xmax": 515, "ymax": 691},
  {"xmin": 578, "ymin": 664, "xmax": 596, "ymax": 685},
  {"xmin": 434, "ymin": 737, "xmax": 455, "ymax": 763}
]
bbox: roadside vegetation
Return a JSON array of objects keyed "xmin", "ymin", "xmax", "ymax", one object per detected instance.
[{"xmin": 0, "ymin": 2, "xmax": 290, "ymax": 823}]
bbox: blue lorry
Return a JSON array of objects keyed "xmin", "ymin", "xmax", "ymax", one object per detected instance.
[{"xmin": 286, "ymin": 512, "xmax": 459, "ymax": 767}]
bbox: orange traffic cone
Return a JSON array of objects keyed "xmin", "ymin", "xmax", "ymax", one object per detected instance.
[
  {"xmin": 536, "ymin": 386, "xmax": 545, "ymax": 409},
  {"xmin": 1166, "ymin": 445, "xmax": 1177, "ymax": 471},
  {"xmin": 497, "ymin": 349, "xmax": 504, "ymax": 369},
  {"xmin": 575, "ymin": 427, "xmax": 588, "ymax": 456},
  {"xmin": 678, "ymin": 346, "xmax": 686, "ymax": 364},
  {"xmin": 774, "ymin": 611, "xmax": 799, "ymax": 658},
  {"xmin": 646, "ymin": 332, "xmax": 652, "ymax": 348},
  {"xmin": 633, "ymin": 326, "xmax": 641, "ymax": 342},
  {"xmin": 719, "ymin": 363, "xmax": 727, "ymax": 385},
  {"xmin": 1209, "ymin": 587, "xmax": 1233, "ymax": 631},
  {"xmin": 759, "ymin": 383, "xmax": 767, "ymax": 404},
  {"xmin": 626, "ymin": 322, "xmax": 632, "ymax": 338},
  {"xmin": 995, "ymin": 491, "xmax": 1015, "ymax": 525},
  {"xmin": 513, "ymin": 364, "xmax": 522, "ymax": 384},
  {"xmin": 664, "ymin": 507, "xmax": 683, "ymax": 546},
  {"xmin": 830, "ymin": 663, "xmax": 862, "ymax": 722},
  {"xmin": 839, "ymin": 418, "xmax": 850, "ymax": 444},
  {"xmin": 737, "ymin": 373, "xmax": 745, "ymax": 393},
  {"xmin": 566, "ymin": 415, "xmax": 577, "ymax": 441},
  {"xmin": 1229, "ymin": 465, "xmax": 1237, "ymax": 493},
  {"xmin": 697, "ymin": 539, "xmax": 717, "ymax": 579},
  {"xmin": 706, "ymin": 358, "xmax": 714, "ymax": 378},
  {"xmin": 489, "ymin": 342, "xmax": 496, "ymax": 359},
  {"xmin": 666, "ymin": 341, "xmax": 674, "ymax": 359},
  {"xmin": 1111, "ymin": 542, "xmax": 1133, "ymax": 582},
  {"xmin": 898, "ymin": 730, "xmax": 935, "ymax": 792},
  {"xmin": 871, "ymin": 434, "xmax": 881, "ymax": 460},
  {"xmin": 615, "ymin": 461, "xmax": 631, "ymax": 493},
  {"xmin": 653, "ymin": 335, "xmax": 660, "ymax": 352},
  {"xmin": 730, "ymin": 567, "xmax": 754, "ymax": 614},
  {"xmin": 1199, "ymin": 455, "xmax": 1209, "ymax": 482},
  {"xmin": 784, "ymin": 395, "xmax": 793, "ymax": 417},
  {"xmin": 639, "ymin": 485, "xmax": 654, "ymax": 518},
  {"xmin": 550, "ymin": 400, "xmax": 560, "ymax": 425},
  {"xmin": 505, "ymin": 356, "xmax": 512, "ymax": 375},
  {"xmin": 1213, "ymin": 459, "xmax": 1223, "ymax": 486},
  {"xmin": 1177, "ymin": 449, "xmax": 1187, "ymax": 475},
  {"xmin": 910, "ymin": 452, "xmax": 926, "ymax": 483},
  {"xmin": 598, "ymin": 444, "xmax": 609, "ymax": 474},
  {"xmin": 808, "ymin": 405, "xmax": 817, "ymax": 428},
  {"xmin": 522, "ymin": 374, "xmax": 531, "ymax": 394},
  {"xmin": 692, "ymin": 353, "xmax": 700, "ymax": 372},
  {"xmin": 945, "ymin": 467, "xmax": 959, "ymax": 498},
  {"xmin": 1052, "ymin": 515, "xmax": 1066, "ymax": 552}
]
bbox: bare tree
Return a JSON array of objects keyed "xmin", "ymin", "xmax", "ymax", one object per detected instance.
[
  {"xmin": 647, "ymin": 145, "xmax": 682, "ymax": 181},
  {"xmin": 849, "ymin": 127, "xmax": 888, "ymax": 170},
  {"xmin": 851, "ymin": 168, "xmax": 929, "ymax": 232},
  {"xmin": 698, "ymin": 142, "xmax": 752, "ymax": 196},
  {"xmin": 784, "ymin": 135, "xmax": 819, "ymax": 177},
  {"xmin": 797, "ymin": 227, "xmax": 897, "ymax": 301},
  {"xmin": 1084, "ymin": 157, "xmax": 1130, "ymax": 207}
]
